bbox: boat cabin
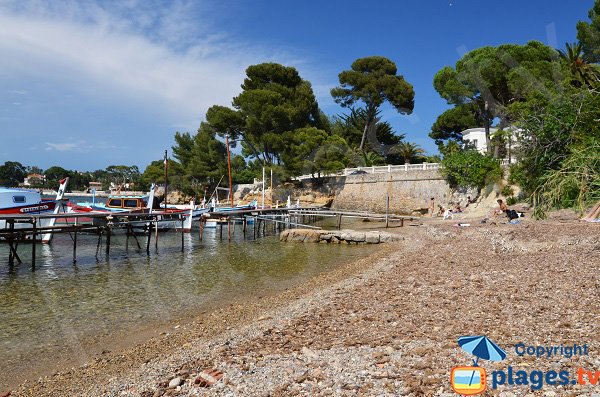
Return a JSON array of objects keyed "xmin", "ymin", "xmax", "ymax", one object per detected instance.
[
  {"xmin": 0, "ymin": 187, "xmax": 55, "ymax": 214},
  {"xmin": 105, "ymin": 196, "xmax": 147, "ymax": 210}
]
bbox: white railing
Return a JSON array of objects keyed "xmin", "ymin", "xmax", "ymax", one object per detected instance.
[{"xmin": 293, "ymin": 158, "xmax": 514, "ymax": 181}]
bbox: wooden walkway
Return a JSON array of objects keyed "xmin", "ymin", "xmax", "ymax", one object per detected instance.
[{"xmin": 1, "ymin": 206, "xmax": 415, "ymax": 270}]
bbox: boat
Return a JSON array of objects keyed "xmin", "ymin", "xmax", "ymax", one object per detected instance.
[
  {"xmin": 202, "ymin": 199, "xmax": 257, "ymax": 228},
  {"xmin": 68, "ymin": 184, "xmax": 194, "ymax": 232},
  {"xmin": 0, "ymin": 178, "xmax": 69, "ymax": 242}
]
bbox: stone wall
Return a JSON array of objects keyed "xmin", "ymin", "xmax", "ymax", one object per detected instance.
[
  {"xmin": 324, "ymin": 170, "xmax": 473, "ymax": 215},
  {"xmin": 232, "ymin": 169, "xmax": 475, "ymax": 215}
]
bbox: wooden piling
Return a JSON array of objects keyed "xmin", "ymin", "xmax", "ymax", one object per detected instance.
[
  {"xmin": 146, "ymin": 224, "xmax": 151, "ymax": 254},
  {"xmin": 154, "ymin": 219, "xmax": 159, "ymax": 250},
  {"xmin": 385, "ymin": 195, "xmax": 390, "ymax": 228},
  {"xmin": 199, "ymin": 217, "xmax": 205, "ymax": 241},
  {"xmin": 181, "ymin": 218, "xmax": 184, "ymax": 252},
  {"xmin": 105, "ymin": 225, "xmax": 111, "ymax": 256},
  {"xmin": 96, "ymin": 229, "xmax": 103, "ymax": 258},
  {"xmin": 31, "ymin": 220, "xmax": 37, "ymax": 268},
  {"xmin": 73, "ymin": 226, "xmax": 78, "ymax": 263}
]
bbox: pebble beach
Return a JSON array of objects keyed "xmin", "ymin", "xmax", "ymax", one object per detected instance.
[{"xmin": 8, "ymin": 219, "xmax": 600, "ymax": 396}]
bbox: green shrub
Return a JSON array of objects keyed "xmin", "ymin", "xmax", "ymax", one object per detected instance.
[
  {"xmin": 501, "ymin": 185, "xmax": 515, "ymax": 197},
  {"xmin": 441, "ymin": 150, "xmax": 503, "ymax": 190}
]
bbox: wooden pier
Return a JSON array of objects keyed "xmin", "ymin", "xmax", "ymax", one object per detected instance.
[
  {"xmin": 0, "ymin": 211, "xmax": 188, "ymax": 269},
  {"xmin": 1, "ymin": 205, "xmax": 416, "ymax": 270}
]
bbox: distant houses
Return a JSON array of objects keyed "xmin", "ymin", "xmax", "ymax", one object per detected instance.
[
  {"xmin": 88, "ymin": 181, "xmax": 103, "ymax": 192},
  {"xmin": 22, "ymin": 173, "xmax": 45, "ymax": 187}
]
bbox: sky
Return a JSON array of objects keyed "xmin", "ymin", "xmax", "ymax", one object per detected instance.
[{"xmin": 0, "ymin": 0, "xmax": 594, "ymax": 171}]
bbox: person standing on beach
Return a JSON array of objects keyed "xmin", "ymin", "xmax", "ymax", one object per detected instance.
[{"xmin": 429, "ymin": 197, "xmax": 435, "ymax": 217}]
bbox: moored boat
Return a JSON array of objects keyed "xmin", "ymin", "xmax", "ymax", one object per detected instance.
[
  {"xmin": 68, "ymin": 184, "xmax": 194, "ymax": 232},
  {"xmin": 0, "ymin": 178, "xmax": 70, "ymax": 242}
]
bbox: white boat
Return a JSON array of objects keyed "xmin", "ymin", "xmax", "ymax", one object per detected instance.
[
  {"xmin": 69, "ymin": 184, "xmax": 194, "ymax": 232},
  {"xmin": 0, "ymin": 178, "xmax": 69, "ymax": 242}
]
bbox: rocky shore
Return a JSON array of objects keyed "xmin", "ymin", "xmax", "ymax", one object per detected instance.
[
  {"xmin": 9, "ymin": 220, "xmax": 600, "ymax": 396},
  {"xmin": 280, "ymin": 228, "xmax": 403, "ymax": 244}
]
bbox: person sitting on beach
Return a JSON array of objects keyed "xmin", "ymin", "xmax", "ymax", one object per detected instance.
[
  {"xmin": 493, "ymin": 199, "xmax": 508, "ymax": 216},
  {"xmin": 465, "ymin": 195, "xmax": 476, "ymax": 208},
  {"xmin": 453, "ymin": 204, "xmax": 463, "ymax": 213},
  {"xmin": 437, "ymin": 204, "xmax": 446, "ymax": 217}
]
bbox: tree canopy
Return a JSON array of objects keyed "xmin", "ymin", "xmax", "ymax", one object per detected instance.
[
  {"xmin": 206, "ymin": 63, "xmax": 322, "ymax": 165},
  {"xmin": 577, "ymin": 0, "xmax": 600, "ymax": 63},
  {"xmin": 0, "ymin": 161, "xmax": 26, "ymax": 187},
  {"xmin": 431, "ymin": 41, "xmax": 560, "ymax": 154},
  {"xmin": 331, "ymin": 56, "xmax": 414, "ymax": 150}
]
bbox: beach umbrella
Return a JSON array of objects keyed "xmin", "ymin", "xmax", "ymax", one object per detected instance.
[
  {"xmin": 458, "ymin": 335, "xmax": 506, "ymax": 386},
  {"xmin": 458, "ymin": 335, "xmax": 506, "ymax": 363}
]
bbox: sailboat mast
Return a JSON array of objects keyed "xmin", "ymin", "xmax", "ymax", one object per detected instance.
[
  {"xmin": 226, "ymin": 134, "xmax": 233, "ymax": 207},
  {"xmin": 164, "ymin": 150, "xmax": 168, "ymax": 208}
]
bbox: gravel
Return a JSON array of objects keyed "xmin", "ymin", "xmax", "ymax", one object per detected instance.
[{"xmin": 9, "ymin": 219, "xmax": 600, "ymax": 396}]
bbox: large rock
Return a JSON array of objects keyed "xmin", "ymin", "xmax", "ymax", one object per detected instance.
[
  {"xmin": 365, "ymin": 232, "xmax": 380, "ymax": 244},
  {"xmin": 280, "ymin": 229, "xmax": 401, "ymax": 244}
]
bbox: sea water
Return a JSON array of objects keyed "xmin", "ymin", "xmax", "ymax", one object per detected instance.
[{"xmin": 0, "ymin": 222, "xmax": 377, "ymax": 389}]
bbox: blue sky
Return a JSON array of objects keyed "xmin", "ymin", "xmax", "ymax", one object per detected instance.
[{"xmin": 0, "ymin": 0, "xmax": 593, "ymax": 171}]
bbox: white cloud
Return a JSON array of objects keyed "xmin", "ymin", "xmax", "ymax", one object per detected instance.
[
  {"xmin": 0, "ymin": 1, "xmax": 282, "ymax": 127},
  {"xmin": 45, "ymin": 142, "xmax": 78, "ymax": 151},
  {"xmin": 45, "ymin": 140, "xmax": 118, "ymax": 152}
]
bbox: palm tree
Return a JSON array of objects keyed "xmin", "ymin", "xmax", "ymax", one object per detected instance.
[
  {"xmin": 558, "ymin": 42, "xmax": 600, "ymax": 87},
  {"xmin": 393, "ymin": 142, "xmax": 425, "ymax": 165}
]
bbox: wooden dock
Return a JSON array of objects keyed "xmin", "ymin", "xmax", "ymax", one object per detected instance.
[
  {"xmin": 1, "ymin": 206, "xmax": 416, "ymax": 270},
  {"xmin": 0, "ymin": 211, "xmax": 188, "ymax": 269}
]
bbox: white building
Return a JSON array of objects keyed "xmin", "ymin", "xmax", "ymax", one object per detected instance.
[
  {"xmin": 460, "ymin": 127, "xmax": 519, "ymax": 163},
  {"xmin": 460, "ymin": 127, "xmax": 497, "ymax": 154}
]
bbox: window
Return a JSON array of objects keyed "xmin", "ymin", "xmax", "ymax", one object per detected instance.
[
  {"xmin": 108, "ymin": 198, "xmax": 123, "ymax": 207},
  {"xmin": 123, "ymin": 199, "xmax": 139, "ymax": 208},
  {"xmin": 12, "ymin": 196, "xmax": 26, "ymax": 203}
]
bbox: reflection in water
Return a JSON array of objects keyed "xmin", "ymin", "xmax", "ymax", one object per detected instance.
[{"xmin": 0, "ymin": 225, "xmax": 376, "ymax": 386}]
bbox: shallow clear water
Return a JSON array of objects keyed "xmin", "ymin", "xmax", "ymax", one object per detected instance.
[{"xmin": 0, "ymin": 221, "xmax": 376, "ymax": 387}]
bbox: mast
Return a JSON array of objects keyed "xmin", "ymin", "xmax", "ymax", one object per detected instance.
[
  {"xmin": 226, "ymin": 134, "xmax": 234, "ymax": 207},
  {"xmin": 270, "ymin": 168, "xmax": 273, "ymax": 207},
  {"xmin": 262, "ymin": 167, "xmax": 265, "ymax": 209},
  {"xmin": 163, "ymin": 150, "xmax": 168, "ymax": 208}
]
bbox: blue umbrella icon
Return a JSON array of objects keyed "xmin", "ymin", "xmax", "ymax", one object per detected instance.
[{"xmin": 458, "ymin": 336, "xmax": 506, "ymax": 385}]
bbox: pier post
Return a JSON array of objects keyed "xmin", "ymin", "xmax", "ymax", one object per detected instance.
[
  {"xmin": 73, "ymin": 226, "xmax": 78, "ymax": 263},
  {"xmin": 154, "ymin": 218, "xmax": 159, "ymax": 250},
  {"xmin": 227, "ymin": 216, "xmax": 231, "ymax": 242},
  {"xmin": 31, "ymin": 219, "xmax": 37, "ymax": 269},
  {"xmin": 105, "ymin": 225, "xmax": 111, "ymax": 256},
  {"xmin": 337, "ymin": 213, "xmax": 342, "ymax": 230},
  {"xmin": 243, "ymin": 216, "xmax": 247, "ymax": 236},
  {"xmin": 146, "ymin": 224, "xmax": 151, "ymax": 254},
  {"xmin": 219, "ymin": 221, "xmax": 223, "ymax": 239},
  {"xmin": 96, "ymin": 229, "xmax": 103, "ymax": 258},
  {"xmin": 385, "ymin": 195, "xmax": 390, "ymax": 228},
  {"xmin": 130, "ymin": 225, "xmax": 141, "ymax": 250},
  {"xmin": 199, "ymin": 217, "xmax": 204, "ymax": 242},
  {"xmin": 181, "ymin": 218, "xmax": 184, "ymax": 252}
]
